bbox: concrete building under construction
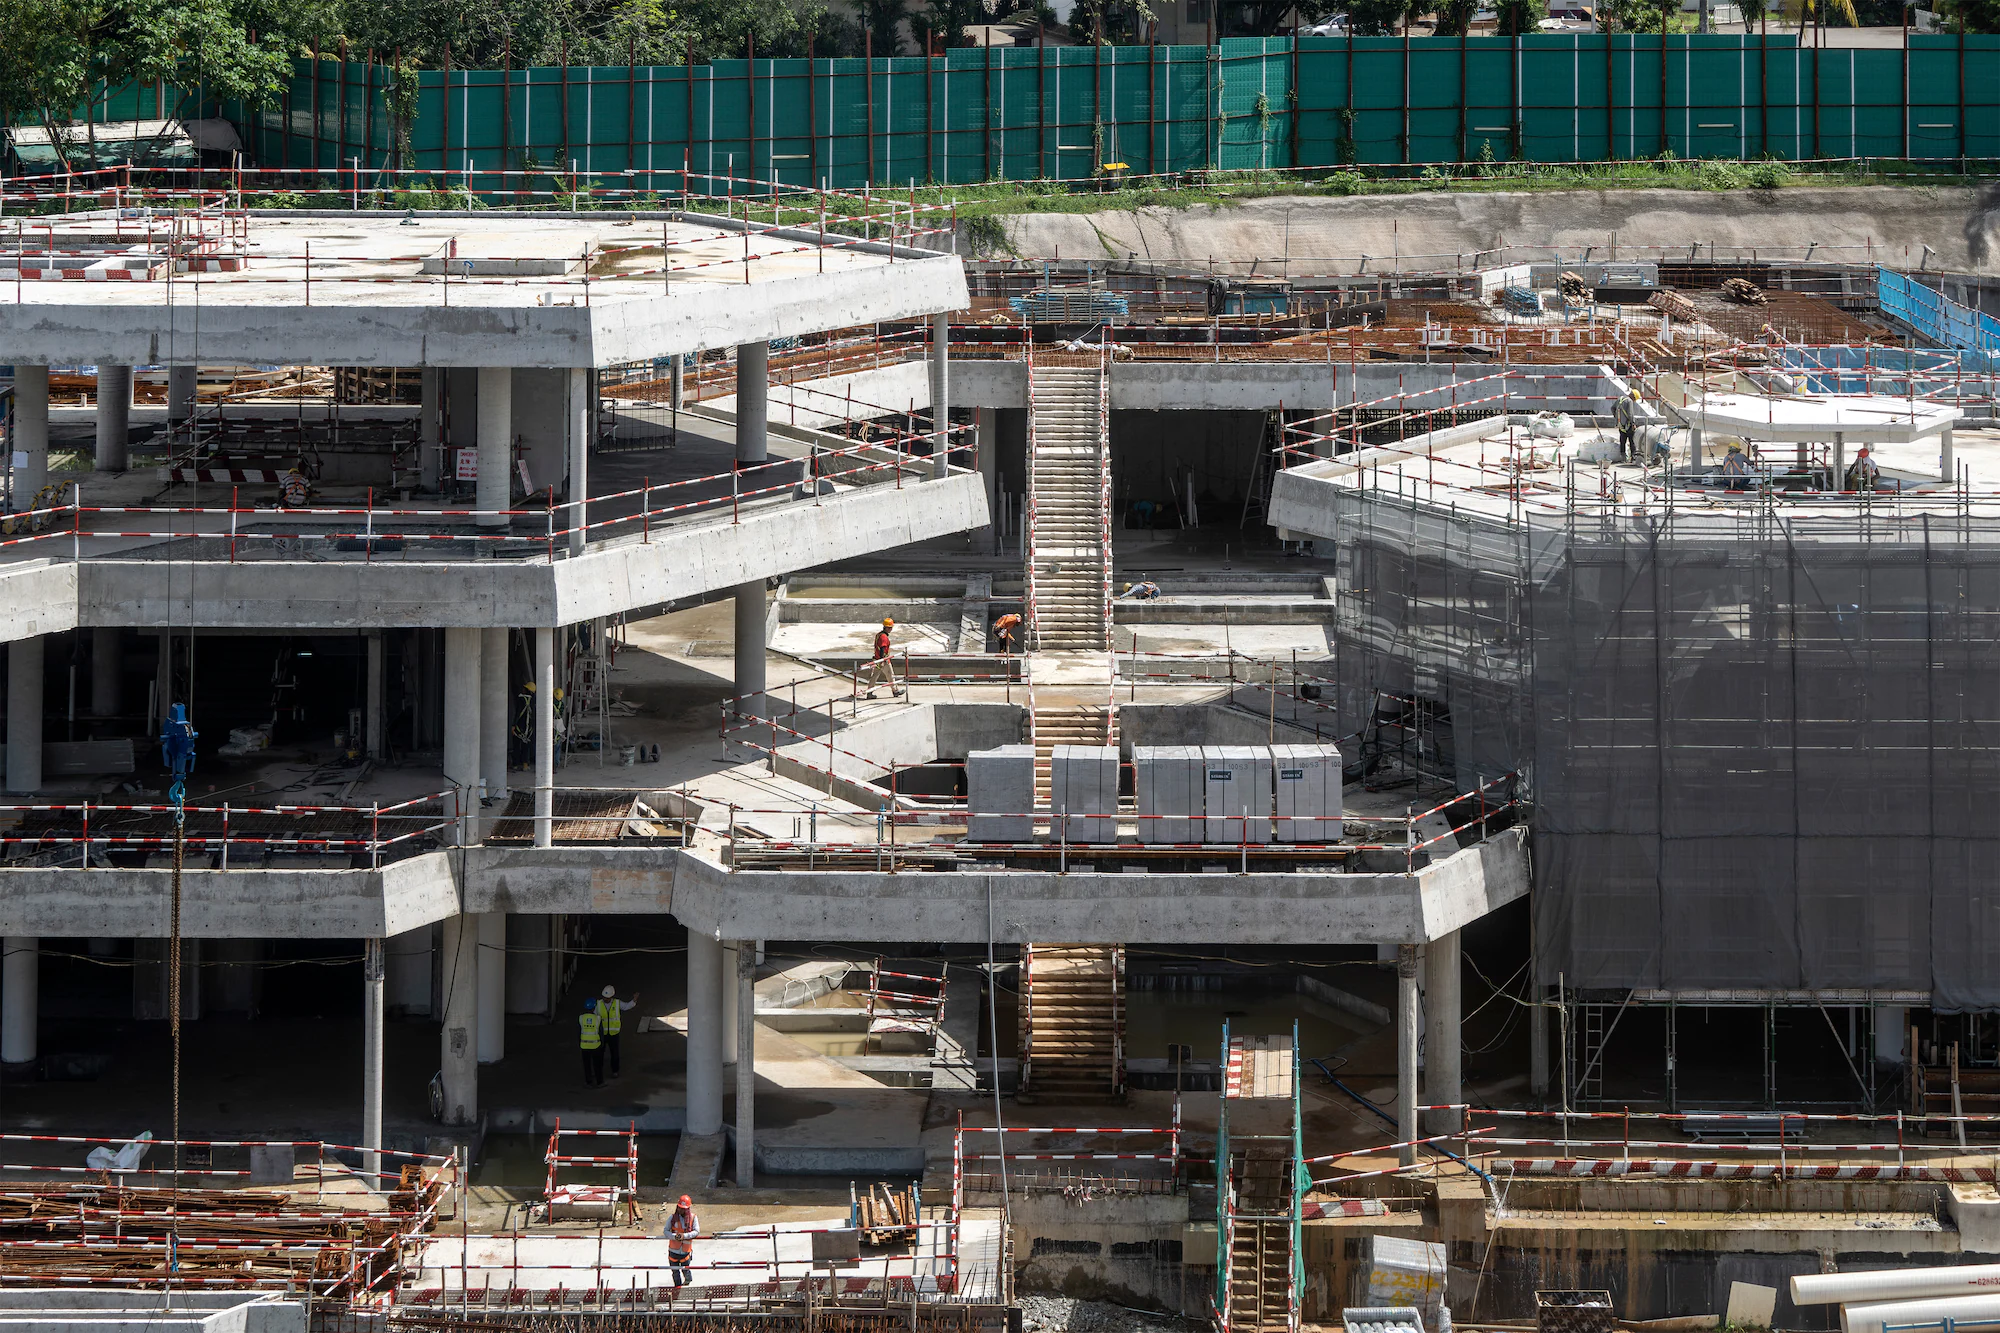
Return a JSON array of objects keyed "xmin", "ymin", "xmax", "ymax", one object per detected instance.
[{"xmin": 0, "ymin": 176, "xmax": 1998, "ymax": 1333}]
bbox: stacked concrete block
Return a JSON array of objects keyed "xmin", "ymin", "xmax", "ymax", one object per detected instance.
[
  {"xmin": 1202, "ymin": 746, "xmax": 1273, "ymax": 844},
  {"xmin": 1133, "ymin": 745, "xmax": 1204, "ymax": 844},
  {"xmin": 1050, "ymin": 744, "xmax": 1120, "ymax": 844},
  {"xmin": 1271, "ymin": 743, "xmax": 1343, "ymax": 842},
  {"xmin": 966, "ymin": 744, "xmax": 1035, "ymax": 842}
]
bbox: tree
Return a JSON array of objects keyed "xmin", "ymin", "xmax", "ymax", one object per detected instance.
[
  {"xmin": 1433, "ymin": 0, "xmax": 1479, "ymax": 33},
  {"xmin": 1938, "ymin": 0, "xmax": 2000, "ymax": 27},
  {"xmin": 1344, "ymin": 0, "xmax": 1413, "ymax": 32},
  {"xmin": 1495, "ymin": 0, "xmax": 1546, "ymax": 26}
]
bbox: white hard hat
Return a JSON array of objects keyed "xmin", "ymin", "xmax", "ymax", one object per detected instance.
[{"xmin": 601, "ymin": 985, "xmax": 616, "ymax": 998}]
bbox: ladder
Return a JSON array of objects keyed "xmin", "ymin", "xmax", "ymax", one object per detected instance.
[
  {"xmin": 1017, "ymin": 944, "xmax": 1126, "ymax": 1103},
  {"xmin": 1216, "ymin": 1029, "xmax": 1302, "ymax": 1333},
  {"xmin": 1025, "ymin": 352, "xmax": 1113, "ymax": 654},
  {"xmin": 1239, "ymin": 410, "xmax": 1282, "ymax": 529}
]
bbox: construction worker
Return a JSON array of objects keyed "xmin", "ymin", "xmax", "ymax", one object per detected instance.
[
  {"xmin": 992, "ymin": 612, "xmax": 1022, "ymax": 654},
  {"xmin": 1845, "ymin": 445, "xmax": 1882, "ymax": 492},
  {"xmin": 665, "ymin": 1195, "xmax": 699, "ymax": 1288},
  {"xmin": 596, "ymin": 985, "xmax": 639, "ymax": 1079},
  {"xmin": 1121, "ymin": 580, "xmax": 1161, "ymax": 600},
  {"xmin": 1719, "ymin": 441, "xmax": 1753, "ymax": 492},
  {"xmin": 1613, "ymin": 388, "xmax": 1642, "ymax": 462},
  {"xmin": 862, "ymin": 617, "xmax": 903, "ymax": 699}
]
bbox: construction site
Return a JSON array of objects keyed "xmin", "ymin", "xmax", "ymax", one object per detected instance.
[{"xmin": 0, "ymin": 155, "xmax": 1998, "ymax": 1333}]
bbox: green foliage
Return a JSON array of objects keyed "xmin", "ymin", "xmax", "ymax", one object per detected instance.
[
  {"xmin": 1938, "ymin": 0, "xmax": 2000, "ymax": 27},
  {"xmin": 1434, "ymin": 0, "xmax": 1479, "ymax": 33},
  {"xmin": 1496, "ymin": 0, "xmax": 1547, "ymax": 31}
]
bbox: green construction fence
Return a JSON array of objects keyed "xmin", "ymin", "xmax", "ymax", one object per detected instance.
[{"xmin": 217, "ymin": 34, "xmax": 2000, "ymax": 186}]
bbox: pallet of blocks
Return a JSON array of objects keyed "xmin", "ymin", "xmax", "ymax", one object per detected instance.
[{"xmin": 849, "ymin": 1180, "xmax": 920, "ymax": 1247}]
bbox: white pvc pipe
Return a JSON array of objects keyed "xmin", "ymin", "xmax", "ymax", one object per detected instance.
[
  {"xmin": 1794, "ymin": 1265, "xmax": 2000, "ymax": 1308},
  {"xmin": 1841, "ymin": 1293, "xmax": 2000, "ymax": 1333}
]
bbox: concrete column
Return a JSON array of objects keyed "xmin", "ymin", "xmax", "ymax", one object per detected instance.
[
  {"xmin": 669, "ymin": 359, "xmax": 684, "ymax": 411},
  {"xmin": 480, "ymin": 627, "xmax": 509, "ymax": 806},
  {"xmin": 567, "ymin": 369, "xmax": 589, "ymax": 556},
  {"xmin": 929, "ymin": 310, "xmax": 950, "ymax": 479},
  {"xmin": 90, "ymin": 628, "xmax": 120, "ymax": 719},
  {"xmin": 1833, "ymin": 431, "xmax": 1847, "ymax": 487},
  {"xmin": 439, "ymin": 914, "xmax": 478, "ymax": 1125},
  {"xmin": 685, "ymin": 928, "xmax": 724, "ymax": 1137},
  {"xmin": 362, "ymin": 936, "xmax": 384, "ymax": 1184},
  {"xmin": 475, "ymin": 366, "xmax": 512, "ymax": 528},
  {"xmin": 721, "ymin": 942, "xmax": 740, "ymax": 1061},
  {"xmin": 386, "ymin": 923, "xmax": 435, "ymax": 1015},
  {"xmin": 443, "ymin": 629, "xmax": 481, "ymax": 844},
  {"xmin": 1, "ymin": 936, "xmax": 35, "ymax": 1065},
  {"xmin": 1397, "ymin": 943, "xmax": 1420, "ymax": 1168},
  {"xmin": 476, "ymin": 912, "xmax": 505, "ymax": 1064},
  {"xmin": 365, "ymin": 632, "xmax": 385, "ymax": 760},
  {"xmin": 167, "ymin": 365, "xmax": 198, "ymax": 422},
  {"xmin": 418, "ymin": 367, "xmax": 442, "ymax": 492},
  {"xmin": 13, "ymin": 364, "xmax": 47, "ymax": 501},
  {"xmin": 733, "ymin": 584, "xmax": 766, "ymax": 720},
  {"xmin": 7, "ymin": 636, "xmax": 42, "ymax": 795},
  {"xmin": 1424, "ymin": 931, "xmax": 1462, "ymax": 1134},
  {"xmin": 93, "ymin": 364, "xmax": 131, "ymax": 472},
  {"xmin": 974, "ymin": 409, "xmax": 996, "ymax": 550},
  {"xmin": 534, "ymin": 627, "xmax": 555, "ymax": 849},
  {"xmin": 735, "ymin": 941, "xmax": 756, "ymax": 1188},
  {"xmin": 736, "ymin": 341, "xmax": 768, "ymax": 468},
  {"xmin": 1942, "ymin": 426, "xmax": 1955, "ymax": 482}
]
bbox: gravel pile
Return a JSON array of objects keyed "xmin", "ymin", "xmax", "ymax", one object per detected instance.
[{"xmin": 1016, "ymin": 1295, "xmax": 1204, "ymax": 1333}]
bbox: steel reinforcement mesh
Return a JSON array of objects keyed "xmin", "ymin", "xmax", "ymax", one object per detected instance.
[{"xmin": 1330, "ymin": 494, "xmax": 2000, "ymax": 1008}]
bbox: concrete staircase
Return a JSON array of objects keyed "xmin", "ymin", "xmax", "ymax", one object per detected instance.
[
  {"xmin": 1026, "ymin": 360, "xmax": 1111, "ymax": 654},
  {"xmin": 1225, "ymin": 1141, "xmax": 1295, "ymax": 1332},
  {"xmin": 1017, "ymin": 944, "xmax": 1125, "ymax": 1104}
]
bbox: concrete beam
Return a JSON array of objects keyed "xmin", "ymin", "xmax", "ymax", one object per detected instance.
[
  {"xmin": 0, "ymin": 829, "xmax": 1526, "ymax": 944},
  {"xmin": 65, "ymin": 470, "xmax": 988, "ymax": 631}
]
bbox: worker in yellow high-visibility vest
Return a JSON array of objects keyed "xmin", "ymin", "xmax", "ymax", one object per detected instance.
[
  {"xmin": 579, "ymin": 1003, "xmax": 605, "ymax": 1088},
  {"xmin": 596, "ymin": 985, "xmax": 639, "ymax": 1080}
]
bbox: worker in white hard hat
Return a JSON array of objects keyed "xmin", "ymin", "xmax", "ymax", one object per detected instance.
[{"xmin": 594, "ymin": 984, "xmax": 640, "ymax": 1079}]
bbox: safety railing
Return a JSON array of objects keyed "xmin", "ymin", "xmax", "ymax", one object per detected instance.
[
  {"xmin": 0, "ymin": 1133, "xmax": 454, "ymax": 1299},
  {"xmin": 0, "ymin": 790, "xmax": 456, "ymax": 868},
  {"xmin": 0, "ymin": 426, "xmax": 972, "ymax": 564},
  {"xmin": 954, "ymin": 1113, "xmax": 1181, "ymax": 1198}
]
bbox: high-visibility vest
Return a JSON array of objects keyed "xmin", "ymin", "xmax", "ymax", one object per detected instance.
[
  {"xmin": 596, "ymin": 997, "xmax": 621, "ymax": 1036},
  {"xmin": 667, "ymin": 1210, "xmax": 697, "ymax": 1260},
  {"xmin": 579, "ymin": 1010, "xmax": 602, "ymax": 1050}
]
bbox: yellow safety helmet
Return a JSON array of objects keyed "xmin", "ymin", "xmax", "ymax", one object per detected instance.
[{"xmin": 882, "ymin": 617, "xmax": 895, "ymax": 628}]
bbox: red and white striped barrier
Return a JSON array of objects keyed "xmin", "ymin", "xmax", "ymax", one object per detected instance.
[{"xmin": 1491, "ymin": 1158, "xmax": 1997, "ymax": 1182}]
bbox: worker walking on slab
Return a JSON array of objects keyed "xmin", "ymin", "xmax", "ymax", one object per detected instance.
[
  {"xmin": 595, "ymin": 985, "xmax": 639, "ymax": 1079},
  {"xmin": 579, "ymin": 1002, "xmax": 606, "ymax": 1088},
  {"xmin": 992, "ymin": 612, "xmax": 1021, "ymax": 654},
  {"xmin": 1614, "ymin": 388, "xmax": 1642, "ymax": 462},
  {"xmin": 665, "ymin": 1195, "xmax": 699, "ymax": 1288},
  {"xmin": 862, "ymin": 617, "xmax": 903, "ymax": 699}
]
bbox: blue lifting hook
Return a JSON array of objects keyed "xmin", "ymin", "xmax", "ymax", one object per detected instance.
[{"xmin": 160, "ymin": 703, "xmax": 198, "ymax": 826}]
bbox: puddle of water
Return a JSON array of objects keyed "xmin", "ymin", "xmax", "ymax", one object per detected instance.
[{"xmin": 473, "ymin": 1133, "xmax": 679, "ymax": 1188}]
